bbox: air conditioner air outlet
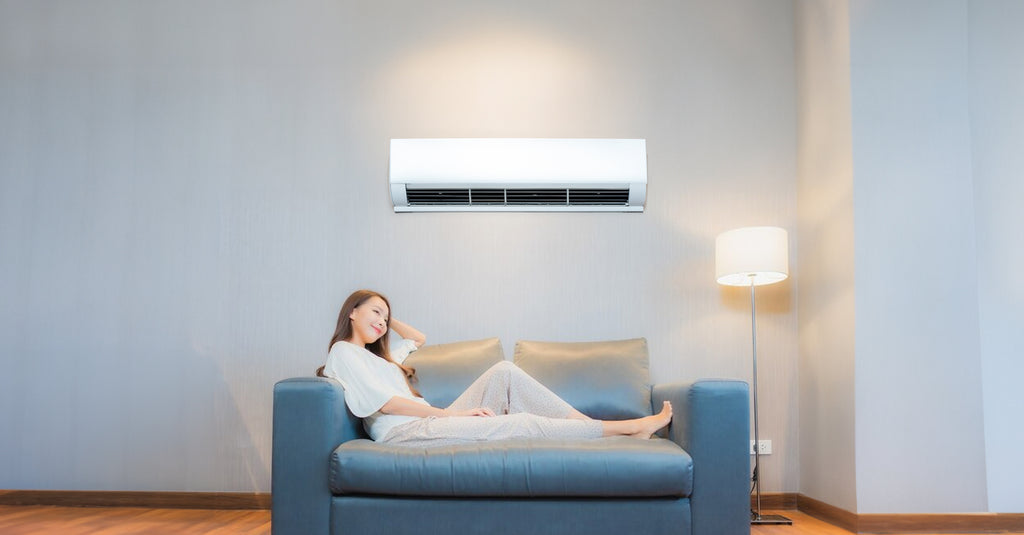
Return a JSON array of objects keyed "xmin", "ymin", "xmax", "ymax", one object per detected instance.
[{"xmin": 405, "ymin": 187, "xmax": 632, "ymax": 207}]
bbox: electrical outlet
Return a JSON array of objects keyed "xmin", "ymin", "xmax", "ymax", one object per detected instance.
[{"xmin": 749, "ymin": 440, "xmax": 772, "ymax": 455}]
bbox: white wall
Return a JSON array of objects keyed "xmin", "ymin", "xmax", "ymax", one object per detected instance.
[
  {"xmin": 0, "ymin": 0, "xmax": 799, "ymax": 493},
  {"xmin": 968, "ymin": 0, "xmax": 1024, "ymax": 514},
  {"xmin": 794, "ymin": 0, "xmax": 858, "ymax": 514},
  {"xmin": 793, "ymin": 0, "xmax": 1024, "ymax": 515},
  {"xmin": 849, "ymin": 0, "xmax": 987, "ymax": 513}
]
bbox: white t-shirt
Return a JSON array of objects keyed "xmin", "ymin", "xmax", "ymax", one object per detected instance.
[{"xmin": 322, "ymin": 338, "xmax": 430, "ymax": 440}]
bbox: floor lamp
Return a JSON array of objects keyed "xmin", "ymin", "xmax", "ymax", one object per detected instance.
[{"xmin": 715, "ymin": 226, "xmax": 792, "ymax": 526}]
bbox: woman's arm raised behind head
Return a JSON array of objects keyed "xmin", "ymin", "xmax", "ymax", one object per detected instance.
[{"xmin": 388, "ymin": 318, "xmax": 426, "ymax": 348}]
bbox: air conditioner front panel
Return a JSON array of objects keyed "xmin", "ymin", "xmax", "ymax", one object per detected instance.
[{"xmin": 389, "ymin": 138, "xmax": 647, "ymax": 212}]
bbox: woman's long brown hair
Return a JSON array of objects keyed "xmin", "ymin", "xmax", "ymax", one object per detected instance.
[{"xmin": 316, "ymin": 289, "xmax": 420, "ymax": 396}]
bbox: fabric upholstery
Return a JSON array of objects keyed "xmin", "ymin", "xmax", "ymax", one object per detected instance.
[
  {"xmin": 404, "ymin": 337, "xmax": 504, "ymax": 408},
  {"xmin": 330, "ymin": 436, "xmax": 692, "ymax": 497},
  {"xmin": 331, "ymin": 496, "xmax": 691, "ymax": 535},
  {"xmin": 271, "ymin": 378, "xmax": 364, "ymax": 535},
  {"xmin": 655, "ymin": 380, "xmax": 750, "ymax": 535},
  {"xmin": 271, "ymin": 369, "xmax": 751, "ymax": 535},
  {"xmin": 514, "ymin": 338, "xmax": 651, "ymax": 419}
]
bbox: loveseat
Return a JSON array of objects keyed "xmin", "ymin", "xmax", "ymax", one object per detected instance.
[{"xmin": 272, "ymin": 338, "xmax": 750, "ymax": 535}]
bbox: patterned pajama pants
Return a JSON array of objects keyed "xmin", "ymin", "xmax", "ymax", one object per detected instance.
[{"xmin": 382, "ymin": 361, "xmax": 604, "ymax": 447}]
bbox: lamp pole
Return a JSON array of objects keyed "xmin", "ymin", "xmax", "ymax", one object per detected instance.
[
  {"xmin": 749, "ymin": 276, "xmax": 791, "ymax": 526},
  {"xmin": 750, "ymin": 277, "xmax": 763, "ymax": 519}
]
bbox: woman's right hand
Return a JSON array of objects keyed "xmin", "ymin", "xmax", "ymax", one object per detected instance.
[{"xmin": 444, "ymin": 407, "xmax": 495, "ymax": 417}]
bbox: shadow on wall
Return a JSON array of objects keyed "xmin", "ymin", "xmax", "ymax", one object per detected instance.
[{"xmin": 183, "ymin": 337, "xmax": 273, "ymax": 493}]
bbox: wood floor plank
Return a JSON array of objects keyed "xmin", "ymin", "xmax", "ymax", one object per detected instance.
[
  {"xmin": 754, "ymin": 510, "xmax": 851, "ymax": 535},
  {"xmin": 1, "ymin": 505, "xmax": 1021, "ymax": 534},
  {"xmin": 0, "ymin": 505, "xmax": 271, "ymax": 534},
  {"xmin": 753, "ymin": 510, "xmax": 1024, "ymax": 535}
]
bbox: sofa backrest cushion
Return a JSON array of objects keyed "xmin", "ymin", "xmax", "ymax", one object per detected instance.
[
  {"xmin": 404, "ymin": 337, "xmax": 505, "ymax": 408},
  {"xmin": 513, "ymin": 338, "xmax": 651, "ymax": 420}
]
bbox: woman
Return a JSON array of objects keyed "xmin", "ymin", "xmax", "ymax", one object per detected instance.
[{"xmin": 318, "ymin": 289, "xmax": 672, "ymax": 448}]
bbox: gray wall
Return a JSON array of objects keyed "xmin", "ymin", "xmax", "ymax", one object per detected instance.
[
  {"xmin": 850, "ymin": 0, "xmax": 988, "ymax": 513},
  {"xmin": 969, "ymin": 0, "xmax": 1024, "ymax": 514},
  {"xmin": 0, "ymin": 1, "xmax": 800, "ymax": 493},
  {"xmin": 795, "ymin": 0, "xmax": 858, "ymax": 514}
]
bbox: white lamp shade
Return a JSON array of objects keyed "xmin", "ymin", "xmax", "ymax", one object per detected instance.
[{"xmin": 715, "ymin": 226, "xmax": 789, "ymax": 286}]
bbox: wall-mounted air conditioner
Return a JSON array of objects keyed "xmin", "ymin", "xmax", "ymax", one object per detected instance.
[{"xmin": 388, "ymin": 138, "xmax": 647, "ymax": 212}]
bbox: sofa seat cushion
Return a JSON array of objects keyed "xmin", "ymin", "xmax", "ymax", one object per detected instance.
[{"xmin": 329, "ymin": 437, "xmax": 693, "ymax": 498}]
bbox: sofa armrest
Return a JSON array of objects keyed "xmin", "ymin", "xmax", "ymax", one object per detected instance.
[
  {"xmin": 272, "ymin": 377, "xmax": 364, "ymax": 535},
  {"xmin": 653, "ymin": 380, "xmax": 750, "ymax": 535}
]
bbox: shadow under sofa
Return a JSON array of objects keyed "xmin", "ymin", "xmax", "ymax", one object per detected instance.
[{"xmin": 271, "ymin": 337, "xmax": 751, "ymax": 535}]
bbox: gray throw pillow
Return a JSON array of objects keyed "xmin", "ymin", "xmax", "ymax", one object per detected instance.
[
  {"xmin": 514, "ymin": 338, "xmax": 652, "ymax": 420},
  {"xmin": 404, "ymin": 338, "xmax": 505, "ymax": 408}
]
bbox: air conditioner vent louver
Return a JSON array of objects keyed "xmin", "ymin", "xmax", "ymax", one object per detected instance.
[
  {"xmin": 406, "ymin": 188, "xmax": 632, "ymax": 207},
  {"xmin": 506, "ymin": 189, "xmax": 567, "ymax": 205},
  {"xmin": 470, "ymin": 189, "xmax": 505, "ymax": 205},
  {"xmin": 390, "ymin": 139, "xmax": 647, "ymax": 212},
  {"xmin": 406, "ymin": 188, "xmax": 470, "ymax": 205},
  {"xmin": 569, "ymin": 188, "xmax": 630, "ymax": 205}
]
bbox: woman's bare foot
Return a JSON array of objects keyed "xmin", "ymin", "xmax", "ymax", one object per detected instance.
[{"xmin": 630, "ymin": 401, "xmax": 673, "ymax": 439}]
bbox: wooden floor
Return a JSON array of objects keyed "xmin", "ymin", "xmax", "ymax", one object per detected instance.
[
  {"xmin": 0, "ymin": 505, "xmax": 271, "ymax": 534},
  {"xmin": 1, "ymin": 506, "xmax": 1021, "ymax": 535},
  {"xmin": 752, "ymin": 511, "xmax": 1024, "ymax": 535}
]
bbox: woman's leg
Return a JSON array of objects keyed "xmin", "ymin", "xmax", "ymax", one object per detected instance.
[
  {"xmin": 382, "ymin": 403, "xmax": 673, "ymax": 448},
  {"xmin": 446, "ymin": 361, "xmax": 588, "ymax": 419},
  {"xmin": 383, "ymin": 413, "xmax": 603, "ymax": 448},
  {"xmin": 600, "ymin": 400, "xmax": 673, "ymax": 439}
]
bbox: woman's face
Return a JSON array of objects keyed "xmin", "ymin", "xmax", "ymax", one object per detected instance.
[{"xmin": 348, "ymin": 296, "xmax": 389, "ymax": 346}]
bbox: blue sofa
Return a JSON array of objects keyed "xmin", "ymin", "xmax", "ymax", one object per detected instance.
[{"xmin": 271, "ymin": 338, "xmax": 750, "ymax": 535}]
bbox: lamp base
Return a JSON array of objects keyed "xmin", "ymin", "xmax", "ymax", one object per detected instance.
[{"xmin": 752, "ymin": 513, "xmax": 793, "ymax": 525}]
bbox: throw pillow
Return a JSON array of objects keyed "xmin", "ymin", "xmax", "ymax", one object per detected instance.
[
  {"xmin": 404, "ymin": 337, "xmax": 505, "ymax": 408},
  {"xmin": 514, "ymin": 338, "xmax": 651, "ymax": 420}
]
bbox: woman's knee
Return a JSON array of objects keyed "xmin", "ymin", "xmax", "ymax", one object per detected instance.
[{"xmin": 488, "ymin": 360, "xmax": 517, "ymax": 372}]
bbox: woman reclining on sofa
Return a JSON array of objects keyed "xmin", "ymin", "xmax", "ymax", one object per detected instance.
[{"xmin": 315, "ymin": 289, "xmax": 672, "ymax": 448}]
